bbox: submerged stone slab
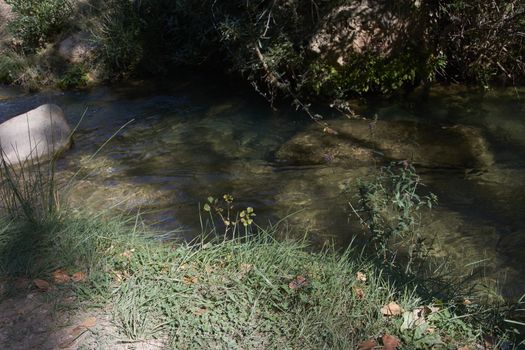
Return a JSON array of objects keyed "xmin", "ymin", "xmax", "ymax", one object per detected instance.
[
  {"xmin": 277, "ymin": 118, "xmax": 494, "ymax": 169},
  {"xmin": 0, "ymin": 104, "xmax": 73, "ymax": 165}
]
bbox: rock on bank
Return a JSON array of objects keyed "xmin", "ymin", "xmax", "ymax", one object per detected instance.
[{"xmin": 0, "ymin": 104, "xmax": 72, "ymax": 165}]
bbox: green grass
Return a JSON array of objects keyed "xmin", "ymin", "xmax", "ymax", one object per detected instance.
[
  {"xmin": 0, "ymin": 210, "xmax": 512, "ymax": 349},
  {"xmin": 0, "ymin": 156, "xmax": 523, "ymax": 349}
]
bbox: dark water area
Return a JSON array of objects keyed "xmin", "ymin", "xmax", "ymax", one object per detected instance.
[{"xmin": 1, "ymin": 80, "xmax": 524, "ymax": 298}]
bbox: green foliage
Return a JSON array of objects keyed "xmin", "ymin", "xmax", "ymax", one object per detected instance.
[
  {"xmin": 0, "ymin": 50, "xmax": 25, "ymax": 84},
  {"xmin": 92, "ymin": 0, "xmax": 214, "ymax": 78},
  {"xmin": 304, "ymin": 49, "xmax": 447, "ymax": 97},
  {"xmin": 203, "ymin": 194, "xmax": 256, "ymax": 235},
  {"xmin": 91, "ymin": 0, "xmax": 143, "ymax": 77},
  {"xmin": 0, "ymin": 150, "xmax": 58, "ymax": 225},
  {"xmin": 57, "ymin": 64, "xmax": 89, "ymax": 90},
  {"xmin": 350, "ymin": 162, "xmax": 437, "ymax": 272},
  {"xmin": 0, "ymin": 210, "xmax": 491, "ymax": 348},
  {"xmin": 6, "ymin": 0, "xmax": 72, "ymax": 53}
]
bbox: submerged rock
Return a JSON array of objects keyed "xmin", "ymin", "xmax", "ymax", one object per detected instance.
[
  {"xmin": 277, "ymin": 118, "xmax": 494, "ymax": 169},
  {"xmin": 0, "ymin": 104, "xmax": 73, "ymax": 165}
]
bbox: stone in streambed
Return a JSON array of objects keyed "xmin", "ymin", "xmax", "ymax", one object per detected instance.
[
  {"xmin": 277, "ymin": 119, "xmax": 494, "ymax": 169},
  {"xmin": 0, "ymin": 104, "xmax": 73, "ymax": 165}
]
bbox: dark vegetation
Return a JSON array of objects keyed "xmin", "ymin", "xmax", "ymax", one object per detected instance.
[{"xmin": 0, "ymin": 0, "xmax": 523, "ymax": 101}]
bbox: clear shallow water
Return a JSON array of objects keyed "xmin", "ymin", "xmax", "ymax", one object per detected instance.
[{"xmin": 1, "ymin": 81, "xmax": 524, "ymax": 298}]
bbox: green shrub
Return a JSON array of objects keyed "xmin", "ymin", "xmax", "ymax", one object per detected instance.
[
  {"xmin": 348, "ymin": 162, "xmax": 437, "ymax": 272},
  {"xmin": 57, "ymin": 64, "xmax": 89, "ymax": 90},
  {"xmin": 0, "ymin": 50, "xmax": 25, "ymax": 83},
  {"xmin": 91, "ymin": 0, "xmax": 143, "ymax": 77},
  {"xmin": 6, "ymin": 0, "xmax": 72, "ymax": 53}
]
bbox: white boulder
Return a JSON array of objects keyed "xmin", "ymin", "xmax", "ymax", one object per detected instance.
[{"xmin": 0, "ymin": 104, "xmax": 73, "ymax": 165}]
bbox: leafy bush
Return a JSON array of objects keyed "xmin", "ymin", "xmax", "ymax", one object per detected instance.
[
  {"xmin": 91, "ymin": 0, "xmax": 143, "ymax": 77},
  {"xmin": 6, "ymin": 0, "xmax": 72, "ymax": 53},
  {"xmin": 57, "ymin": 64, "xmax": 89, "ymax": 90},
  {"xmin": 349, "ymin": 162, "xmax": 437, "ymax": 273},
  {"xmin": 0, "ymin": 50, "xmax": 25, "ymax": 83},
  {"xmin": 91, "ymin": 0, "xmax": 214, "ymax": 78}
]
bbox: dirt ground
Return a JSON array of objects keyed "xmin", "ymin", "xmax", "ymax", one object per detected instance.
[{"xmin": 0, "ymin": 282, "xmax": 165, "ymax": 350}]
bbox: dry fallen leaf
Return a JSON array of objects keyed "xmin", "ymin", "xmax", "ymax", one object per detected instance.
[
  {"xmin": 382, "ymin": 334, "xmax": 401, "ymax": 350},
  {"xmin": 194, "ymin": 307, "xmax": 207, "ymax": 316},
  {"xmin": 288, "ymin": 275, "xmax": 309, "ymax": 290},
  {"xmin": 183, "ymin": 276, "xmax": 198, "ymax": 285},
  {"xmin": 239, "ymin": 263, "xmax": 253, "ymax": 275},
  {"xmin": 59, "ymin": 317, "xmax": 97, "ymax": 349},
  {"xmin": 112, "ymin": 270, "xmax": 124, "ymax": 282},
  {"xmin": 356, "ymin": 271, "xmax": 367, "ymax": 282},
  {"xmin": 177, "ymin": 263, "xmax": 189, "ymax": 271},
  {"xmin": 53, "ymin": 269, "xmax": 71, "ymax": 284},
  {"xmin": 381, "ymin": 302, "xmax": 403, "ymax": 317},
  {"xmin": 79, "ymin": 316, "xmax": 97, "ymax": 328},
  {"xmin": 357, "ymin": 339, "xmax": 377, "ymax": 350},
  {"xmin": 120, "ymin": 249, "xmax": 135, "ymax": 259},
  {"xmin": 354, "ymin": 287, "xmax": 365, "ymax": 300},
  {"xmin": 71, "ymin": 271, "xmax": 87, "ymax": 283},
  {"xmin": 33, "ymin": 279, "xmax": 51, "ymax": 291},
  {"xmin": 457, "ymin": 346, "xmax": 470, "ymax": 350}
]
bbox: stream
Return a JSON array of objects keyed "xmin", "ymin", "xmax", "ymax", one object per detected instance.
[{"xmin": 1, "ymin": 78, "xmax": 524, "ymax": 298}]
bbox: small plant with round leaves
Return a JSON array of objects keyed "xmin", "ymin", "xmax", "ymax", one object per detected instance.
[
  {"xmin": 240, "ymin": 207, "xmax": 255, "ymax": 227},
  {"xmin": 203, "ymin": 194, "xmax": 256, "ymax": 236}
]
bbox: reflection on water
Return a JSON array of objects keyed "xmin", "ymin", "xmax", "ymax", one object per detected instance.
[{"xmin": 0, "ymin": 81, "xmax": 524, "ymax": 297}]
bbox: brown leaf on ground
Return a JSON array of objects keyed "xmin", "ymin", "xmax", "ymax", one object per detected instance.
[
  {"xmin": 457, "ymin": 346, "xmax": 470, "ymax": 350},
  {"xmin": 239, "ymin": 263, "xmax": 253, "ymax": 275},
  {"xmin": 358, "ymin": 339, "xmax": 377, "ymax": 350},
  {"xmin": 120, "ymin": 249, "xmax": 135, "ymax": 259},
  {"xmin": 354, "ymin": 287, "xmax": 365, "ymax": 300},
  {"xmin": 194, "ymin": 307, "xmax": 207, "ymax": 316},
  {"xmin": 356, "ymin": 271, "xmax": 367, "ymax": 282},
  {"xmin": 382, "ymin": 334, "xmax": 401, "ymax": 350},
  {"xmin": 288, "ymin": 275, "xmax": 309, "ymax": 290},
  {"xmin": 111, "ymin": 269, "xmax": 124, "ymax": 282},
  {"xmin": 71, "ymin": 271, "xmax": 87, "ymax": 282},
  {"xmin": 381, "ymin": 302, "xmax": 403, "ymax": 317},
  {"xmin": 183, "ymin": 276, "xmax": 198, "ymax": 285},
  {"xmin": 79, "ymin": 316, "xmax": 97, "ymax": 328},
  {"xmin": 33, "ymin": 279, "xmax": 50, "ymax": 291},
  {"xmin": 58, "ymin": 317, "xmax": 96, "ymax": 349},
  {"xmin": 52, "ymin": 269, "xmax": 71, "ymax": 284},
  {"xmin": 177, "ymin": 263, "xmax": 189, "ymax": 271}
]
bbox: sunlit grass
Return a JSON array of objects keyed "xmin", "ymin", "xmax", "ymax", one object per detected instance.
[{"xmin": 0, "ymin": 154, "xmax": 522, "ymax": 348}]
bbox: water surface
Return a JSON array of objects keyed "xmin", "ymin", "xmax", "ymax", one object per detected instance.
[{"xmin": 1, "ymin": 80, "xmax": 524, "ymax": 298}]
